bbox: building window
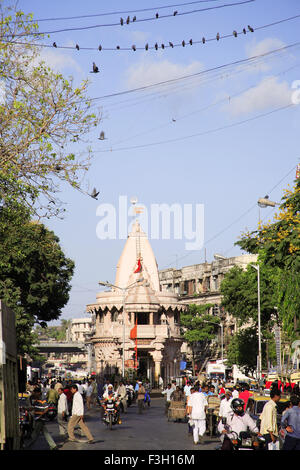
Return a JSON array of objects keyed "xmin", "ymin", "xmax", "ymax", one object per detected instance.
[{"xmin": 135, "ymin": 312, "xmax": 149, "ymax": 325}]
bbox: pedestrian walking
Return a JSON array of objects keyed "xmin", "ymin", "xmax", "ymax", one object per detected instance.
[
  {"xmin": 117, "ymin": 380, "xmax": 128, "ymax": 414},
  {"xmin": 57, "ymin": 388, "xmax": 69, "ymax": 440},
  {"xmin": 67, "ymin": 384, "xmax": 95, "ymax": 443},
  {"xmin": 259, "ymin": 388, "xmax": 281, "ymax": 449},
  {"xmin": 186, "ymin": 385, "xmax": 208, "ymax": 445},
  {"xmin": 281, "ymin": 394, "xmax": 300, "ymax": 450},
  {"xmin": 137, "ymin": 381, "xmax": 146, "ymax": 414},
  {"xmin": 46, "ymin": 383, "xmax": 59, "ymax": 405},
  {"xmin": 161, "ymin": 383, "xmax": 174, "ymax": 416},
  {"xmin": 219, "ymin": 390, "xmax": 233, "ymax": 421},
  {"xmin": 186, "ymin": 386, "xmax": 195, "ymax": 436},
  {"xmin": 86, "ymin": 380, "xmax": 94, "ymax": 410}
]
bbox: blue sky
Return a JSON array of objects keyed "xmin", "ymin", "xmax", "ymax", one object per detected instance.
[{"xmin": 14, "ymin": 0, "xmax": 300, "ymax": 322}]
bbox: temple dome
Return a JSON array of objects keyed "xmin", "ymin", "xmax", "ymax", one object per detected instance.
[{"xmin": 114, "ymin": 221, "xmax": 160, "ymax": 292}]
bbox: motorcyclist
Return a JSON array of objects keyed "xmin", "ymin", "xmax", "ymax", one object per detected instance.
[
  {"xmin": 218, "ymin": 397, "xmax": 260, "ymax": 450},
  {"xmin": 101, "ymin": 385, "xmax": 121, "ymax": 424}
]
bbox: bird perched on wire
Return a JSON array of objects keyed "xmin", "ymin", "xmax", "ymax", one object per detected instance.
[
  {"xmin": 169, "ymin": 41, "xmax": 174, "ymax": 48},
  {"xmin": 133, "ymin": 16, "xmax": 137, "ymax": 22},
  {"xmin": 202, "ymin": 37, "xmax": 206, "ymax": 44},
  {"xmin": 154, "ymin": 43, "xmax": 158, "ymax": 50},
  {"xmin": 98, "ymin": 45, "xmax": 102, "ymax": 51},
  {"xmin": 116, "ymin": 45, "xmax": 120, "ymax": 49},
  {"xmin": 53, "ymin": 42, "xmax": 57, "ymax": 47},
  {"xmin": 75, "ymin": 44, "xmax": 80, "ymax": 50},
  {"xmin": 233, "ymin": 30, "xmax": 237, "ymax": 37},
  {"xmin": 173, "ymin": 11, "xmax": 178, "ymax": 16},
  {"xmin": 248, "ymin": 25, "xmax": 254, "ymax": 32},
  {"xmin": 91, "ymin": 62, "xmax": 99, "ymax": 73},
  {"xmin": 132, "ymin": 45, "xmax": 136, "ymax": 51},
  {"xmin": 126, "ymin": 16, "xmax": 130, "ymax": 24},
  {"xmin": 161, "ymin": 43, "xmax": 165, "ymax": 49},
  {"xmin": 182, "ymin": 40, "xmax": 185, "ymax": 47},
  {"xmin": 90, "ymin": 188, "xmax": 100, "ymax": 200},
  {"xmin": 216, "ymin": 32, "xmax": 220, "ymax": 41},
  {"xmin": 120, "ymin": 17, "xmax": 124, "ymax": 25},
  {"xmin": 189, "ymin": 39, "xmax": 193, "ymax": 45},
  {"xmin": 243, "ymin": 28, "xmax": 247, "ymax": 34},
  {"xmin": 145, "ymin": 43, "xmax": 149, "ymax": 50},
  {"xmin": 98, "ymin": 131, "xmax": 106, "ymax": 140},
  {"xmin": 155, "ymin": 13, "xmax": 159, "ymax": 18}
]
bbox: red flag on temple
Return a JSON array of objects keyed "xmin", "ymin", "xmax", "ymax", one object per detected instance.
[
  {"xmin": 134, "ymin": 258, "xmax": 142, "ymax": 273},
  {"xmin": 130, "ymin": 317, "xmax": 138, "ymax": 369}
]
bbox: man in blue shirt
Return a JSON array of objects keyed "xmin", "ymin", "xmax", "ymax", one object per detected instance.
[{"xmin": 281, "ymin": 394, "xmax": 300, "ymax": 450}]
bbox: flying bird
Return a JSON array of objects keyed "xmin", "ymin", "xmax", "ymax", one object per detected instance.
[
  {"xmin": 90, "ymin": 188, "xmax": 100, "ymax": 200},
  {"xmin": 75, "ymin": 44, "xmax": 80, "ymax": 50},
  {"xmin": 53, "ymin": 42, "xmax": 57, "ymax": 48},
  {"xmin": 91, "ymin": 62, "xmax": 99, "ymax": 73},
  {"xmin": 169, "ymin": 42, "xmax": 174, "ymax": 48},
  {"xmin": 216, "ymin": 33, "xmax": 220, "ymax": 41},
  {"xmin": 233, "ymin": 30, "xmax": 237, "ymax": 37},
  {"xmin": 248, "ymin": 25, "xmax": 254, "ymax": 32}
]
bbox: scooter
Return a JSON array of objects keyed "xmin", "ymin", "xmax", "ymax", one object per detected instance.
[{"xmin": 222, "ymin": 426, "xmax": 266, "ymax": 451}]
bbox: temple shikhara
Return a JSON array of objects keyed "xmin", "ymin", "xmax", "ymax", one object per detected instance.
[{"xmin": 87, "ymin": 221, "xmax": 185, "ymax": 384}]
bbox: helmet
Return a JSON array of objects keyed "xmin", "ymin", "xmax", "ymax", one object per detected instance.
[{"xmin": 231, "ymin": 398, "xmax": 245, "ymax": 416}]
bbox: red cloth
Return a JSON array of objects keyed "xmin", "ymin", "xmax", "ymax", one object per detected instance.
[{"xmin": 239, "ymin": 390, "xmax": 253, "ymax": 410}]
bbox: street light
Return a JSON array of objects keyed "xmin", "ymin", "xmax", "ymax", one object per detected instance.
[{"xmin": 99, "ymin": 277, "xmax": 145, "ymax": 378}]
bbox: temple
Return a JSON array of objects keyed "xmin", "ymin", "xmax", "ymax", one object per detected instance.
[{"xmin": 87, "ymin": 221, "xmax": 184, "ymax": 384}]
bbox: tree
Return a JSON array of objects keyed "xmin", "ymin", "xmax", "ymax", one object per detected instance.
[
  {"xmin": 0, "ymin": 202, "xmax": 74, "ymax": 356},
  {"xmin": 180, "ymin": 303, "xmax": 220, "ymax": 375},
  {"xmin": 0, "ymin": 2, "xmax": 101, "ymax": 216},
  {"xmin": 236, "ymin": 177, "xmax": 300, "ymax": 341}
]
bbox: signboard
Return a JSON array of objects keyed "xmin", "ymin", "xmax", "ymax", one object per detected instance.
[
  {"xmin": 274, "ymin": 325, "xmax": 281, "ymax": 373},
  {"xmin": 180, "ymin": 361, "xmax": 187, "ymax": 371}
]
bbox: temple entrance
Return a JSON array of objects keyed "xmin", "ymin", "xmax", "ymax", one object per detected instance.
[{"xmin": 137, "ymin": 351, "xmax": 154, "ymax": 384}]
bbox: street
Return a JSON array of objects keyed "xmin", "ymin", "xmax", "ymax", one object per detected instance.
[{"xmin": 27, "ymin": 397, "xmax": 220, "ymax": 451}]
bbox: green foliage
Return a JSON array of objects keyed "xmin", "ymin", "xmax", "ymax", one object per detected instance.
[
  {"xmin": 0, "ymin": 2, "xmax": 101, "ymax": 216},
  {"xmin": 0, "ymin": 202, "xmax": 74, "ymax": 356}
]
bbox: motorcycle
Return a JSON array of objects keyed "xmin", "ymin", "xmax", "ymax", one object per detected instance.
[
  {"xmin": 46, "ymin": 402, "xmax": 57, "ymax": 421},
  {"xmin": 222, "ymin": 426, "xmax": 266, "ymax": 451},
  {"xmin": 101, "ymin": 397, "xmax": 120, "ymax": 430},
  {"xmin": 126, "ymin": 387, "xmax": 134, "ymax": 407}
]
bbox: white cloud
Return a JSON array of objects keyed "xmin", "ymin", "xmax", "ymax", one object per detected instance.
[
  {"xmin": 224, "ymin": 76, "xmax": 292, "ymax": 116},
  {"xmin": 125, "ymin": 57, "xmax": 203, "ymax": 89},
  {"xmin": 37, "ymin": 48, "xmax": 82, "ymax": 73},
  {"xmin": 245, "ymin": 37, "xmax": 288, "ymax": 73}
]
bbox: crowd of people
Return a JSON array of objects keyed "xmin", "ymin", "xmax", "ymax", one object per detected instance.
[{"xmin": 160, "ymin": 376, "xmax": 300, "ymax": 450}]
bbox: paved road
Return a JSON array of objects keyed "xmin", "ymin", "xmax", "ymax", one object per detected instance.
[{"xmin": 27, "ymin": 397, "xmax": 220, "ymax": 452}]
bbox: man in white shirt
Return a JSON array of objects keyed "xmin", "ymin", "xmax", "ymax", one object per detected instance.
[
  {"xmin": 186, "ymin": 385, "xmax": 208, "ymax": 445},
  {"xmin": 86, "ymin": 381, "xmax": 94, "ymax": 410},
  {"xmin": 67, "ymin": 385, "xmax": 95, "ymax": 443},
  {"xmin": 219, "ymin": 391, "xmax": 233, "ymax": 420},
  {"xmin": 184, "ymin": 382, "xmax": 192, "ymax": 398},
  {"xmin": 162, "ymin": 384, "xmax": 174, "ymax": 416},
  {"xmin": 218, "ymin": 397, "xmax": 259, "ymax": 450},
  {"xmin": 57, "ymin": 388, "xmax": 69, "ymax": 440},
  {"xmin": 232, "ymin": 386, "xmax": 239, "ymax": 399}
]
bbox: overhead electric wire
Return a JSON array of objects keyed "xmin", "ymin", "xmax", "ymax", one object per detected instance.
[
  {"xmin": 75, "ymin": 40, "xmax": 300, "ymax": 105},
  {"xmin": 5, "ymin": 13, "xmax": 300, "ymax": 53},
  {"xmin": 161, "ymin": 164, "xmax": 298, "ymax": 269},
  {"xmin": 95, "ymin": 103, "xmax": 296, "ymax": 153},
  {"xmin": 106, "ymin": 62, "xmax": 300, "ymax": 148},
  {"xmin": 16, "ymin": 1, "xmax": 227, "ymax": 23},
  {"xmin": 4, "ymin": 1, "xmax": 255, "ymax": 37}
]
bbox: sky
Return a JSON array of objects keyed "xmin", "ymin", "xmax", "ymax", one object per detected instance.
[{"xmin": 12, "ymin": 0, "xmax": 300, "ymax": 323}]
